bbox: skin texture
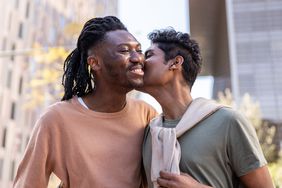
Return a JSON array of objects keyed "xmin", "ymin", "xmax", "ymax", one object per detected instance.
[
  {"xmin": 142, "ymin": 43, "xmax": 274, "ymax": 188},
  {"xmin": 84, "ymin": 30, "xmax": 145, "ymax": 113},
  {"xmin": 93, "ymin": 30, "xmax": 144, "ymax": 90},
  {"xmin": 143, "ymin": 43, "xmax": 173, "ymax": 87},
  {"xmin": 143, "ymin": 43, "xmax": 192, "ymax": 120},
  {"xmin": 239, "ymin": 166, "xmax": 274, "ymax": 188}
]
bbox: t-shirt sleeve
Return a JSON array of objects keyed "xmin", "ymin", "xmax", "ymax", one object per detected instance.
[
  {"xmin": 145, "ymin": 103, "xmax": 158, "ymax": 125},
  {"xmin": 227, "ymin": 110, "xmax": 267, "ymax": 177},
  {"xmin": 13, "ymin": 116, "xmax": 53, "ymax": 188}
]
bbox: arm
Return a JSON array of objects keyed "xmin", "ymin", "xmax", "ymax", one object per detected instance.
[
  {"xmin": 13, "ymin": 117, "xmax": 52, "ymax": 188},
  {"xmin": 157, "ymin": 171, "xmax": 212, "ymax": 188},
  {"xmin": 227, "ymin": 110, "xmax": 273, "ymax": 188},
  {"xmin": 239, "ymin": 166, "xmax": 274, "ymax": 188}
]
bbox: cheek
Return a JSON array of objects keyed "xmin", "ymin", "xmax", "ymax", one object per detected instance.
[
  {"xmin": 145, "ymin": 65, "xmax": 161, "ymax": 81},
  {"xmin": 147, "ymin": 60, "xmax": 162, "ymax": 72}
]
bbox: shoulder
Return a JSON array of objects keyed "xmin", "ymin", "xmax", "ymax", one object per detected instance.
[
  {"xmin": 204, "ymin": 107, "xmax": 255, "ymax": 136},
  {"xmin": 127, "ymin": 98, "xmax": 158, "ymax": 124},
  {"xmin": 212, "ymin": 107, "xmax": 248, "ymax": 124},
  {"xmin": 41, "ymin": 100, "xmax": 71, "ymax": 120},
  {"xmin": 128, "ymin": 98, "xmax": 158, "ymax": 114},
  {"xmin": 35, "ymin": 100, "xmax": 74, "ymax": 131},
  {"xmin": 215, "ymin": 108, "xmax": 258, "ymax": 143},
  {"xmin": 128, "ymin": 98, "xmax": 154, "ymax": 107}
]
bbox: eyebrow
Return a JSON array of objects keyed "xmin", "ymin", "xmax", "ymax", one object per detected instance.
[{"xmin": 117, "ymin": 43, "xmax": 141, "ymax": 48}]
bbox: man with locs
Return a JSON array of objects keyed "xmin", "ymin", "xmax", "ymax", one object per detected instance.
[{"xmin": 13, "ymin": 16, "xmax": 156, "ymax": 188}]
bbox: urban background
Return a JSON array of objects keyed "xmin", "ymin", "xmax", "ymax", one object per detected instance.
[{"xmin": 0, "ymin": 0, "xmax": 281, "ymax": 187}]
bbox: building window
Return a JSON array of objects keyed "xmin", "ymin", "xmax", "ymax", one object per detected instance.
[
  {"xmin": 0, "ymin": 158, "xmax": 3, "ymax": 180},
  {"xmin": 19, "ymin": 76, "xmax": 23, "ymax": 95},
  {"xmin": 10, "ymin": 160, "xmax": 15, "ymax": 181},
  {"xmin": 25, "ymin": 2, "xmax": 30, "ymax": 18},
  {"xmin": 18, "ymin": 22, "xmax": 23, "ymax": 39},
  {"xmin": 11, "ymin": 102, "xmax": 16, "ymax": 120},
  {"xmin": 1, "ymin": 127, "xmax": 7, "ymax": 148},
  {"xmin": 11, "ymin": 43, "xmax": 16, "ymax": 61},
  {"xmin": 6, "ymin": 69, "xmax": 12, "ymax": 88}
]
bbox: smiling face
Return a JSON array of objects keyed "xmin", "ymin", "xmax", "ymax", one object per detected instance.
[
  {"xmin": 143, "ymin": 43, "xmax": 173, "ymax": 87},
  {"xmin": 90, "ymin": 30, "xmax": 145, "ymax": 91}
]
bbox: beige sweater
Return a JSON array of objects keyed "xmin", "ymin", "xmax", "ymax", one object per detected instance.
[
  {"xmin": 149, "ymin": 98, "xmax": 223, "ymax": 188},
  {"xmin": 14, "ymin": 96, "xmax": 157, "ymax": 188}
]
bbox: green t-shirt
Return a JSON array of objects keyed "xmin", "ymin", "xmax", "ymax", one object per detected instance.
[{"xmin": 142, "ymin": 108, "xmax": 267, "ymax": 188}]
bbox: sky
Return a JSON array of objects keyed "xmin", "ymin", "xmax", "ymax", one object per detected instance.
[
  {"xmin": 118, "ymin": 0, "xmax": 189, "ymax": 50},
  {"xmin": 118, "ymin": 0, "xmax": 213, "ymax": 112}
]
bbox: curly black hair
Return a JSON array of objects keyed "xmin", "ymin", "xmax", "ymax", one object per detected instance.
[
  {"xmin": 61, "ymin": 16, "xmax": 127, "ymax": 101},
  {"xmin": 148, "ymin": 28, "xmax": 202, "ymax": 88}
]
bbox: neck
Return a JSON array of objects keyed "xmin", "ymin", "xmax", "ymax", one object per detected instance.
[
  {"xmin": 146, "ymin": 82, "xmax": 193, "ymax": 120},
  {"xmin": 82, "ymin": 82, "xmax": 129, "ymax": 113}
]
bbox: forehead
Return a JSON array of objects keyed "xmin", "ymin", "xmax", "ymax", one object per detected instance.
[
  {"xmin": 146, "ymin": 43, "xmax": 163, "ymax": 53},
  {"xmin": 104, "ymin": 30, "xmax": 140, "ymax": 46}
]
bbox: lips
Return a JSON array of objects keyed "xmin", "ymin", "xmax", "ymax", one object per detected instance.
[{"xmin": 129, "ymin": 65, "xmax": 144, "ymax": 76}]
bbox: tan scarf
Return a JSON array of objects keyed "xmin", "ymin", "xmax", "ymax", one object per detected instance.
[{"xmin": 149, "ymin": 98, "xmax": 224, "ymax": 188}]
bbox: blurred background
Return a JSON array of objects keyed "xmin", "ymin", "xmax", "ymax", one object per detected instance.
[{"xmin": 0, "ymin": 0, "xmax": 281, "ymax": 187}]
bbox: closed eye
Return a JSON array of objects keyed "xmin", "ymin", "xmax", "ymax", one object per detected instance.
[
  {"xmin": 120, "ymin": 49, "xmax": 129, "ymax": 52},
  {"xmin": 145, "ymin": 50, "xmax": 153, "ymax": 59},
  {"xmin": 137, "ymin": 49, "xmax": 143, "ymax": 53},
  {"xmin": 145, "ymin": 53, "xmax": 153, "ymax": 59}
]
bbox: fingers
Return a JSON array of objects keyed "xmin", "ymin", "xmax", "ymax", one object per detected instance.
[
  {"xmin": 159, "ymin": 171, "xmax": 178, "ymax": 180},
  {"xmin": 158, "ymin": 171, "xmax": 178, "ymax": 188},
  {"xmin": 157, "ymin": 177, "xmax": 176, "ymax": 188},
  {"xmin": 180, "ymin": 172, "xmax": 190, "ymax": 177}
]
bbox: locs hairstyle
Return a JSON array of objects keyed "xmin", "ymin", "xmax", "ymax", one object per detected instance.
[
  {"xmin": 61, "ymin": 16, "xmax": 127, "ymax": 101},
  {"xmin": 148, "ymin": 28, "xmax": 202, "ymax": 89}
]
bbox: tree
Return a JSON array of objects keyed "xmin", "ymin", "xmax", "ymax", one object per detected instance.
[
  {"xmin": 24, "ymin": 21, "xmax": 83, "ymax": 110},
  {"xmin": 24, "ymin": 43, "xmax": 69, "ymax": 109}
]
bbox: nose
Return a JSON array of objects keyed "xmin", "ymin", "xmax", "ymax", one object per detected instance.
[{"xmin": 130, "ymin": 51, "xmax": 144, "ymax": 64}]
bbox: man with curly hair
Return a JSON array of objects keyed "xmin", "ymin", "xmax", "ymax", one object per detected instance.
[{"xmin": 141, "ymin": 28, "xmax": 273, "ymax": 188}]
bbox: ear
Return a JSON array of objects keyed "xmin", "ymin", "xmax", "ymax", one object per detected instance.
[
  {"xmin": 87, "ymin": 55, "xmax": 101, "ymax": 71},
  {"xmin": 168, "ymin": 55, "xmax": 184, "ymax": 70}
]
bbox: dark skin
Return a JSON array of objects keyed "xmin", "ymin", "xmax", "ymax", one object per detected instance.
[{"xmin": 82, "ymin": 30, "xmax": 145, "ymax": 113}]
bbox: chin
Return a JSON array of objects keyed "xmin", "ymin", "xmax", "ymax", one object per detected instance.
[
  {"xmin": 129, "ymin": 78, "xmax": 144, "ymax": 88},
  {"xmin": 135, "ymin": 85, "xmax": 147, "ymax": 93},
  {"xmin": 131, "ymin": 81, "xmax": 144, "ymax": 89}
]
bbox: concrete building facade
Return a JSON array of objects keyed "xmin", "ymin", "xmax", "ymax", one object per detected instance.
[{"xmin": 189, "ymin": 0, "xmax": 282, "ymax": 123}]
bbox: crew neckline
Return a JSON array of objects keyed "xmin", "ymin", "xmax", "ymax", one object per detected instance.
[
  {"xmin": 71, "ymin": 96, "xmax": 130, "ymax": 118},
  {"xmin": 163, "ymin": 117, "xmax": 181, "ymax": 128}
]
